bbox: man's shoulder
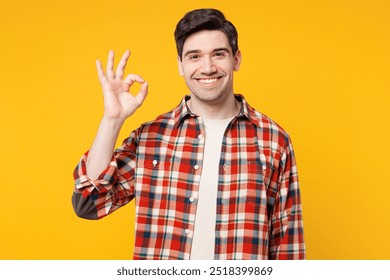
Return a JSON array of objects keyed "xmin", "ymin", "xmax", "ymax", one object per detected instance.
[
  {"xmin": 245, "ymin": 107, "xmax": 294, "ymax": 157},
  {"xmin": 254, "ymin": 110, "xmax": 288, "ymax": 137},
  {"xmin": 242, "ymin": 97, "xmax": 290, "ymax": 140},
  {"xmin": 138, "ymin": 96, "xmax": 189, "ymax": 133},
  {"xmin": 138, "ymin": 107, "xmax": 178, "ymax": 134}
]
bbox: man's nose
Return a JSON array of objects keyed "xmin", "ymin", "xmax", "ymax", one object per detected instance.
[{"xmin": 200, "ymin": 57, "xmax": 217, "ymax": 75}]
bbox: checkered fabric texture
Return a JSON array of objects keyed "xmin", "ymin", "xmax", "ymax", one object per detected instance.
[{"xmin": 73, "ymin": 95, "xmax": 305, "ymax": 260}]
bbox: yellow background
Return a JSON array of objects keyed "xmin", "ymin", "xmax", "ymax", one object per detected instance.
[{"xmin": 1, "ymin": 0, "xmax": 389, "ymax": 260}]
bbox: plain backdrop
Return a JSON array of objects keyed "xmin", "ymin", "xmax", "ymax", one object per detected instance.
[{"xmin": 1, "ymin": 0, "xmax": 389, "ymax": 259}]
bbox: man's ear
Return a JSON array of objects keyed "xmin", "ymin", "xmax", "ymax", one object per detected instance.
[
  {"xmin": 178, "ymin": 56, "xmax": 184, "ymax": 76},
  {"xmin": 233, "ymin": 50, "xmax": 242, "ymax": 71}
]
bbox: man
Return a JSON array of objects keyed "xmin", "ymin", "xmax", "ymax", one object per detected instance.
[{"xmin": 72, "ymin": 8, "xmax": 305, "ymax": 260}]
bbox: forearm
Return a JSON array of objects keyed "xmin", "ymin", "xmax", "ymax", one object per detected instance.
[
  {"xmin": 73, "ymin": 127, "xmax": 137, "ymax": 219},
  {"xmin": 86, "ymin": 116, "xmax": 125, "ymax": 180},
  {"xmin": 73, "ymin": 50, "xmax": 146, "ymax": 219}
]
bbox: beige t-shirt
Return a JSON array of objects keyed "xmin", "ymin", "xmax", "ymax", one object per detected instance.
[{"xmin": 190, "ymin": 117, "xmax": 233, "ymax": 260}]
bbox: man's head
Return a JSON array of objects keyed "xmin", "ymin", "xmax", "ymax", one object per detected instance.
[
  {"xmin": 174, "ymin": 9, "xmax": 241, "ymax": 109},
  {"xmin": 174, "ymin": 9, "xmax": 239, "ymax": 60}
]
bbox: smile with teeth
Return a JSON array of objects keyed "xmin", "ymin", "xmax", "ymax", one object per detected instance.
[{"xmin": 197, "ymin": 77, "xmax": 220, "ymax": 85}]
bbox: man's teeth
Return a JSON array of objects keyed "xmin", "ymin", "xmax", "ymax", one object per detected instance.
[{"xmin": 199, "ymin": 78, "xmax": 217, "ymax": 84}]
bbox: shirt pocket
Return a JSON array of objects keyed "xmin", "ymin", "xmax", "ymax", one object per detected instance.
[
  {"xmin": 135, "ymin": 156, "xmax": 172, "ymax": 203},
  {"xmin": 245, "ymin": 160, "xmax": 274, "ymax": 206}
]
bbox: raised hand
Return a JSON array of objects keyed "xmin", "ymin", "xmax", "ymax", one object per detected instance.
[{"xmin": 96, "ymin": 50, "xmax": 149, "ymax": 122}]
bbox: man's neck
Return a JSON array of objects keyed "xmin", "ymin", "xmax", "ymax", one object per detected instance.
[{"xmin": 187, "ymin": 93, "xmax": 240, "ymax": 119}]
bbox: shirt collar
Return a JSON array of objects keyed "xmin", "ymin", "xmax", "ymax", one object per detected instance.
[
  {"xmin": 173, "ymin": 95, "xmax": 193, "ymax": 128},
  {"xmin": 235, "ymin": 94, "xmax": 263, "ymax": 128},
  {"xmin": 173, "ymin": 94, "xmax": 262, "ymax": 128}
]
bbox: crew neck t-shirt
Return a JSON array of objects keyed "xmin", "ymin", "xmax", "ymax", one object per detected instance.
[{"xmin": 190, "ymin": 117, "xmax": 233, "ymax": 260}]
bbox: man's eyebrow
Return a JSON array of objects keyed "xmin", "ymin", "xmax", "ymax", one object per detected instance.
[
  {"xmin": 183, "ymin": 49, "xmax": 201, "ymax": 57},
  {"xmin": 183, "ymin": 48, "xmax": 231, "ymax": 57},
  {"xmin": 213, "ymin": 47, "xmax": 231, "ymax": 54}
]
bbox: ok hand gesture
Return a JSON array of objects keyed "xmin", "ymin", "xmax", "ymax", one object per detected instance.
[{"xmin": 96, "ymin": 50, "xmax": 149, "ymax": 122}]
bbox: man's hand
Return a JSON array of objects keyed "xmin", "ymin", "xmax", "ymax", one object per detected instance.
[
  {"xmin": 96, "ymin": 50, "xmax": 149, "ymax": 122},
  {"xmin": 85, "ymin": 50, "xmax": 148, "ymax": 180}
]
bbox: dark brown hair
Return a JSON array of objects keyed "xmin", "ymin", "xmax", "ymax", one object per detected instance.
[{"xmin": 174, "ymin": 9, "xmax": 239, "ymax": 59}]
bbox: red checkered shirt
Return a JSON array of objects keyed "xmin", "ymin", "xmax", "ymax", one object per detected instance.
[{"xmin": 72, "ymin": 94, "xmax": 305, "ymax": 260}]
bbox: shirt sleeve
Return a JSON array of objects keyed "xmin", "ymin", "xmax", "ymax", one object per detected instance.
[
  {"xmin": 72, "ymin": 130, "xmax": 139, "ymax": 220},
  {"xmin": 269, "ymin": 136, "xmax": 306, "ymax": 259}
]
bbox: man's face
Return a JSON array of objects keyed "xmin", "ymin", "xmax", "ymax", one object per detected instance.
[{"xmin": 178, "ymin": 30, "xmax": 241, "ymax": 105}]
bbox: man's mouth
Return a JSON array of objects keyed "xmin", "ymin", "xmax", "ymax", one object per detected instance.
[{"xmin": 196, "ymin": 77, "xmax": 220, "ymax": 86}]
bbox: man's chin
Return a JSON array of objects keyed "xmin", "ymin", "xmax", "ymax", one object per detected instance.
[{"xmin": 191, "ymin": 91, "xmax": 227, "ymax": 104}]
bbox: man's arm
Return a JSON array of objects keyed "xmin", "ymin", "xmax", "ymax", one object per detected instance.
[
  {"xmin": 72, "ymin": 50, "xmax": 148, "ymax": 219},
  {"xmin": 87, "ymin": 50, "xmax": 148, "ymax": 179},
  {"xmin": 269, "ymin": 138, "xmax": 306, "ymax": 259}
]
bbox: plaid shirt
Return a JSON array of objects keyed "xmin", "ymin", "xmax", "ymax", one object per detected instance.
[{"xmin": 73, "ymin": 94, "xmax": 305, "ymax": 260}]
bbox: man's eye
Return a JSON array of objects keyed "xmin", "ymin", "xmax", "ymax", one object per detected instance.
[
  {"xmin": 189, "ymin": 55, "xmax": 200, "ymax": 60},
  {"xmin": 214, "ymin": 52, "xmax": 225, "ymax": 57}
]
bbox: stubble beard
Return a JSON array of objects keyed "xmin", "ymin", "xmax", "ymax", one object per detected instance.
[{"xmin": 188, "ymin": 77, "xmax": 234, "ymax": 106}]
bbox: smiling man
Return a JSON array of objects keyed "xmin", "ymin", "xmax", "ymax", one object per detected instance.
[
  {"xmin": 72, "ymin": 8, "xmax": 305, "ymax": 260},
  {"xmin": 178, "ymin": 29, "xmax": 241, "ymax": 117}
]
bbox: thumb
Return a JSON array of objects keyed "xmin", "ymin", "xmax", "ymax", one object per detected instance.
[{"xmin": 135, "ymin": 82, "xmax": 149, "ymax": 107}]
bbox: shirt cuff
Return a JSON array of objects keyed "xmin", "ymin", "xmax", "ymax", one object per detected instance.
[{"xmin": 73, "ymin": 152, "xmax": 118, "ymax": 197}]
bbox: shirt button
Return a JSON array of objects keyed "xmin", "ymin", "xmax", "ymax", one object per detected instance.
[
  {"xmin": 185, "ymin": 229, "xmax": 191, "ymax": 235},
  {"xmin": 152, "ymin": 159, "xmax": 158, "ymax": 167},
  {"xmin": 189, "ymin": 197, "xmax": 195, "ymax": 203},
  {"xmin": 198, "ymin": 134, "xmax": 203, "ymax": 139},
  {"xmin": 194, "ymin": 164, "xmax": 200, "ymax": 170},
  {"xmin": 262, "ymin": 165, "xmax": 266, "ymax": 170}
]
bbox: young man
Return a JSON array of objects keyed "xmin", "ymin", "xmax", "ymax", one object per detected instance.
[{"xmin": 72, "ymin": 8, "xmax": 305, "ymax": 260}]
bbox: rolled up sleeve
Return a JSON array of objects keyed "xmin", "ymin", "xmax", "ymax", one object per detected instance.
[{"xmin": 72, "ymin": 131, "xmax": 138, "ymax": 219}]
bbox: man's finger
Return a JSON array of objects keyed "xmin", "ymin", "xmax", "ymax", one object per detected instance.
[
  {"xmin": 96, "ymin": 60, "xmax": 107, "ymax": 84},
  {"xmin": 106, "ymin": 50, "xmax": 115, "ymax": 80},
  {"xmin": 135, "ymin": 82, "xmax": 149, "ymax": 107},
  {"xmin": 124, "ymin": 73, "xmax": 145, "ymax": 86},
  {"xmin": 115, "ymin": 50, "xmax": 131, "ymax": 80}
]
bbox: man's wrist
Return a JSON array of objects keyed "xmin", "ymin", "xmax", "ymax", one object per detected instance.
[{"xmin": 101, "ymin": 115, "xmax": 125, "ymax": 131}]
